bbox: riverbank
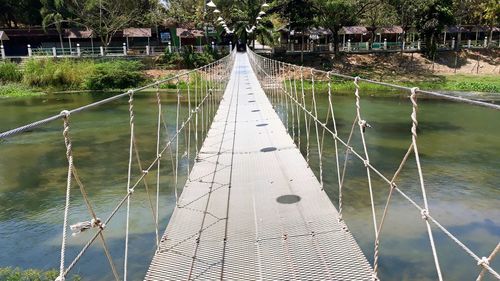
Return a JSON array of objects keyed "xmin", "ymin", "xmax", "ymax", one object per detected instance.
[
  {"xmin": 1, "ymin": 53, "xmax": 499, "ymax": 98},
  {"xmin": 270, "ymin": 49, "xmax": 500, "ymax": 94}
]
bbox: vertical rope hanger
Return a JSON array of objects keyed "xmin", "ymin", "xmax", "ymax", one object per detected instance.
[
  {"xmin": 310, "ymin": 69, "xmax": 324, "ymax": 188},
  {"xmin": 57, "ymin": 110, "xmax": 73, "ymax": 281},
  {"xmin": 410, "ymin": 87, "xmax": 444, "ymax": 281},
  {"xmin": 155, "ymin": 83, "xmax": 162, "ymax": 251},
  {"xmin": 174, "ymin": 78, "xmax": 181, "ymax": 205},
  {"xmin": 124, "ymin": 90, "xmax": 136, "ymax": 281}
]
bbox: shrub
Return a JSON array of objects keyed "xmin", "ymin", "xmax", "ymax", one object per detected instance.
[
  {"xmin": 162, "ymin": 49, "xmax": 183, "ymax": 67},
  {"xmin": 0, "ymin": 62, "xmax": 22, "ymax": 83},
  {"xmin": 182, "ymin": 46, "xmax": 215, "ymax": 68},
  {"xmin": 84, "ymin": 60, "xmax": 146, "ymax": 90}
]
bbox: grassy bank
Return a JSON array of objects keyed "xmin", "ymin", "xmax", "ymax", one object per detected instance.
[
  {"xmin": 0, "ymin": 59, "xmax": 148, "ymax": 97},
  {"xmin": 293, "ymin": 73, "xmax": 500, "ymax": 95}
]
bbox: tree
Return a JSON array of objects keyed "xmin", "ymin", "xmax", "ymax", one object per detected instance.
[
  {"xmin": 415, "ymin": 0, "xmax": 454, "ymax": 57},
  {"xmin": 0, "ymin": 0, "xmax": 42, "ymax": 28},
  {"xmin": 274, "ymin": 0, "xmax": 316, "ymax": 62},
  {"xmin": 386, "ymin": 0, "xmax": 429, "ymax": 50},
  {"xmin": 41, "ymin": 0, "xmax": 69, "ymax": 52},
  {"xmin": 64, "ymin": 0, "xmax": 142, "ymax": 48},
  {"xmin": 360, "ymin": 0, "xmax": 397, "ymax": 43},
  {"xmin": 314, "ymin": 0, "xmax": 376, "ymax": 55}
]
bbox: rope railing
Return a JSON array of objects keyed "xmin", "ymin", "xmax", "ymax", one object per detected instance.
[
  {"xmin": 2, "ymin": 50, "xmax": 236, "ymax": 281},
  {"xmin": 247, "ymin": 48, "xmax": 500, "ymax": 281}
]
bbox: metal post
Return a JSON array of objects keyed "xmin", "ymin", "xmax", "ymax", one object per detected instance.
[
  {"xmin": 383, "ymin": 38, "xmax": 387, "ymax": 50},
  {"xmin": 1, "ymin": 45, "xmax": 5, "ymax": 59},
  {"xmin": 52, "ymin": 47, "xmax": 57, "ymax": 57},
  {"xmin": 123, "ymin": 43, "xmax": 127, "ymax": 55},
  {"xmin": 27, "ymin": 44, "xmax": 32, "ymax": 57},
  {"xmin": 100, "ymin": 46, "xmax": 104, "ymax": 56},
  {"xmin": 77, "ymin": 43, "xmax": 81, "ymax": 57}
]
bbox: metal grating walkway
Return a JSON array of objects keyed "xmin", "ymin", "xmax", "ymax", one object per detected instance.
[{"xmin": 144, "ymin": 52, "xmax": 373, "ymax": 280}]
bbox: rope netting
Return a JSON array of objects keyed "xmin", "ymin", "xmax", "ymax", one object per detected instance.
[
  {"xmin": 247, "ymin": 48, "xmax": 500, "ymax": 281},
  {"xmin": 0, "ymin": 50, "xmax": 236, "ymax": 281}
]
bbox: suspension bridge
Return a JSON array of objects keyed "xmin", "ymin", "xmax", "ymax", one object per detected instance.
[{"xmin": 0, "ymin": 49, "xmax": 499, "ymax": 281}]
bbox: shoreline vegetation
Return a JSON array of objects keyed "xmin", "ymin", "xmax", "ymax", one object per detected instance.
[{"xmin": 0, "ymin": 54, "xmax": 498, "ymax": 99}]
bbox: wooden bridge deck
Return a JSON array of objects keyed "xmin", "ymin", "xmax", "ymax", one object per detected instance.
[{"xmin": 144, "ymin": 52, "xmax": 373, "ymax": 280}]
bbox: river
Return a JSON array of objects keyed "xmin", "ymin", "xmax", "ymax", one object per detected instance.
[{"xmin": 0, "ymin": 90, "xmax": 499, "ymax": 280}]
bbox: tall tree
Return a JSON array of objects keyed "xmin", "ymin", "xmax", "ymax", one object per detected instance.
[
  {"xmin": 64, "ymin": 0, "xmax": 142, "ymax": 48},
  {"xmin": 274, "ymin": 0, "xmax": 316, "ymax": 62},
  {"xmin": 314, "ymin": 0, "xmax": 376, "ymax": 55},
  {"xmin": 416, "ymin": 0, "xmax": 454, "ymax": 57},
  {"xmin": 0, "ymin": 0, "xmax": 42, "ymax": 28}
]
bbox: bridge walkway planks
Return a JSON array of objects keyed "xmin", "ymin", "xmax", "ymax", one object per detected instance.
[{"xmin": 144, "ymin": 52, "xmax": 373, "ymax": 280}]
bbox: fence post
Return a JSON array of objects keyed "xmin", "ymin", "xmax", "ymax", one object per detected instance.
[
  {"xmin": 402, "ymin": 40, "xmax": 405, "ymax": 50},
  {"xmin": 451, "ymin": 37, "xmax": 455, "ymax": 49},
  {"xmin": 52, "ymin": 47, "xmax": 57, "ymax": 57},
  {"xmin": 100, "ymin": 46, "xmax": 104, "ymax": 56},
  {"xmin": 229, "ymin": 42, "xmax": 232, "ymax": 51},
  {"xmin": 212, "ymin": 41, "xmax": 215, "ymax": 51},
  {"xmin": 467, "ymin": 39, "xmax": 471, "ymax": 48},
  {"xmin": 77, "ymin": 43, "xmax": 81, "ymax": 57},
  {"xmin": 123, "ymin": 43, "xmax": 127, "ymax": 56},
  {"xmin": 1, "ymin": 45, "xmax": 5, "ymax": 59},
  {"xmin": 329, "ymin": 42, "xmax": 333, "ymax": 52},
  {"xmin": 417, "ymin": 40, "xmax": 421, "ymax": 50},
  {"xmin": 27, "ymin": 44, "xmax": 32, "ymax": 57},
  {"xmin": 347, "ymin": 39, "xmax": 351, "ymax": 52},
  {"xmin": 146, "ymin": 45, "xmax": 150, "ymax": 55},
  {"xmin": 366, "ymin": 42, "xmax": 369, "ymax": 50},
  {"xmin": 383, "ymin": 38, "xmax": 387, "ymax": 50},
  {"xmin": 168, "ymin": 41, "xmax": 172, "ymax": 53},
  {"xmin": 483, "ymin": 37, "xmax": 488, "ymax": 48}
]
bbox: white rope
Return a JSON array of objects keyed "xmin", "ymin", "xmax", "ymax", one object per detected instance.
[
  {"xmin": 248, "ymin": 50, "xmax": 500, "ymax": 280},
  {"xmin": 124, "ymin": 90, "xmax": 135, "ymax": 281},
  {"xmin": 410, "ymin": 87, "xmax": 444, "ymax": 281},
  {"xmin": 174, "ymin": 78, "xmax": 181, "ymax": 205},
  {"xmin": 57, "ymin": 110, "xmax": 72, "ymax": 281},
  {"xmin": 155, "ymin": 83, "xmax": 162, "ymax": 251},
  {"xmin": 311, "ymin": 69, "xmax": 324, "ymax": 188}
]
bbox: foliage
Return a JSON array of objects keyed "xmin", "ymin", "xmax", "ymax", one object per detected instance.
[
  {"xmin": 162, "ymin": 49, "xmax": 184, "ymax": 68},
  {"xmin": 0, "ymin": 62, "xmax": 22, "ymax": 83},
  {"xmin": 0, "ymin": 267, "xmax": 81, "ymax": 281},
  {"xmin": 84, "ymin": 60, "xmax": 146, "ymax": 90},
  {"xmin": 181, "ymin": 46, "xmax": 215, "ymax": 68},
  {"xmin": 0, "ymin": 83, "xmax": 43, "ymax": 97},
  {"xmin": 0, "ymin": 0, "xmax": 42, "ymax": 28},
  {"xmin": 415, "ymin": 0, "xmax": 454, "ymax": 57},
  {"xmin": 22, "ymin": 58, "xmax": 146, "ymax": 90}
]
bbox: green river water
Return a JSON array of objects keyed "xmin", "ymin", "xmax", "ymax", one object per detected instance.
[{"xmin": 0, "ymin": 90, "xmax": 498, "ymax": 280}]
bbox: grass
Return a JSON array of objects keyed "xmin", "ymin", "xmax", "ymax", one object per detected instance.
[
  {"xmin": 296, "ymin": 74, "xmax": 500, "ymax": 94},
  {"xmin": 0, "ymin": 83, "xmax": 44, "ymax": 97},
  {"xmin": 0, "ymin": 267, "xmax": 80, "ymax": 281}
]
